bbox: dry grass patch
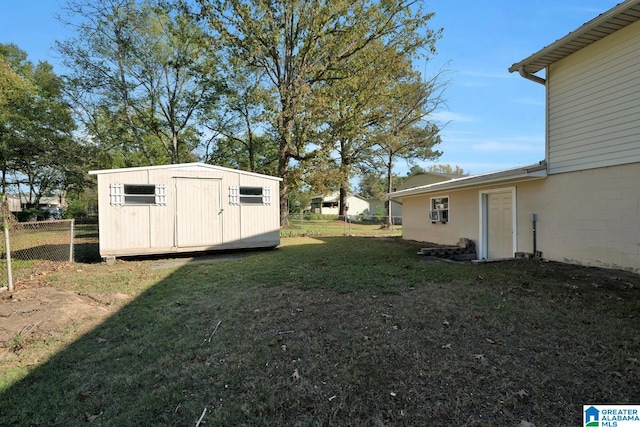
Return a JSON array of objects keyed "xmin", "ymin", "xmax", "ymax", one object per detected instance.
[{"xmin": 0, "ymin": 236, "xmax": 638, "ymax": 426}]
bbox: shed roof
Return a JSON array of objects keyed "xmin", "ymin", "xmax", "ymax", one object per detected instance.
[
  {"xmin": 508, "ymin": 0, "xmax": 640, "ymax": 76},
  {"xmin": 89, "ymin": 162, "xmax": 282, "ymax": 181},
  {"xmin": 388, "ymin": 161, "xmax": 547, "ymax": 199}
]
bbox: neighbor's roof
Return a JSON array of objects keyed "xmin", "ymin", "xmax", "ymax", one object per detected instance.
[
  {"xmin": 89, "ymin": 162, "xmax": 282, "ymax": 181},
  {"xmin": 388, "ymin": 161, "xmax": 547, "ymax": 199},
  {"xmin": 509, "ymin": 0, "xmax": 640, "ymax": 75},
  {"xmin": 312, "ymin": 192, "xmax": 368, "ymax": 202}
]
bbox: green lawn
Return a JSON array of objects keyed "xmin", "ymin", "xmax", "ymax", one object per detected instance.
[{"xmin": 1, "ymin": 234, "xmax": 639, "ymax": 426}]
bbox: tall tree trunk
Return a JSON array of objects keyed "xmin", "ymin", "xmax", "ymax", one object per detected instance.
[
  {"xmin": 339, "ymin": 186, "xmax": 348, "ymax": 218},
  {"xmin": 278, "ymin": 143, "xmax": 289, "ymax": 227},
  {"xmin": 278, "ymin": 113, "xmax": 292, "ymax": 227}
]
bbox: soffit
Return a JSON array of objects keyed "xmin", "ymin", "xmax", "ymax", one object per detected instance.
[{"xmin": 509, "ymin": 1, "xmax": 640, "ymax": 75}]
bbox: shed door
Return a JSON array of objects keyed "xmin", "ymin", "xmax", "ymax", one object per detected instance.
[
  {"xmin": 487, "ymin": 192, "xmax": 513, "ymax": 259},
  {"xmin": 175, "ymin": 178, "xmax": 222, "ymax": 248}
]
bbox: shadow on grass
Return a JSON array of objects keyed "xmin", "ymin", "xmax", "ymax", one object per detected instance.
[
  {"xmin": 10, "ymin": 244, "xmax": 73, "ymax": 262},
  {"xmin": 1, "ymin": 236, "xmax": 639, "ymax": 426}
]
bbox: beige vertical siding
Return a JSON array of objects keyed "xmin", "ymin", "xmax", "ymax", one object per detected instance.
[
  {"xmin": 97, "ymin": 170, "xmax": 155, "ymax": 254},
  {"xmin": 238, "ymin": 174, "xmax": 280, "ymax": 244},
  {"xmin": 547, "ymin": 19, "xmax": 640, "ymax": 174},
  {"xmin": 94, "ymin": 164, "xmax": 280, "ymax": 257}
]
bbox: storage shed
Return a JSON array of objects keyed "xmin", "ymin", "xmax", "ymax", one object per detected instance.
[{"xmin": 89, "ymin": 163, "xmax": 282, "ymax": 260}]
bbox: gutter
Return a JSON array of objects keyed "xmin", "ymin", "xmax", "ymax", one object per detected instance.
[{"xmin": 517, "ymin": 65, "xmax": 546, "ymax": 85}]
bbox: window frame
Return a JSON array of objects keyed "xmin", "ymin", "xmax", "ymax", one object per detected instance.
[
  {"xmin": 109, "ymin": 183, "xmax": 166, "ymax": 206},
  {"xmin": 429, "ymin": 195, "xmax": 450, "ymax": 223},
  {"xmin": 229, "ymin": 185, "xmax": 272, "ymax": 206}
]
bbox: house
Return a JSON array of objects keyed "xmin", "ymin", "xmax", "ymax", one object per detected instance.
[
  {"xmin": 3, "ymin": 195, "xmax": 21, "ymax": 212},
  {"xmin": 390, "ymin": 1, "xmax": 640, "ymax": 273},
  {"xmin": 398, "ymin": 171, "xmax": 457, "ymax": 191},
  {"xmin": 89, "ymin": 163, "xmax": 282, "ymax": 260},
  {"xmin": 310, "ymin": 192, "xmax": 370, "ymax": 217},
  {"xmin": 19, "ymin": 195, "xmax": 64, "ymax": 209}
]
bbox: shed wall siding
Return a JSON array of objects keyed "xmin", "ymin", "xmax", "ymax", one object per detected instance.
[
  {"xmin": 238, "ymin": 174, "xmax": 280, "ymax": 244},
  {"xmin": 95, "ymin": 164, "xmax": 280, "ymax": 257},
  {"xmin": 547, "ymin": 19, "xmax": 640, "ymax": 174}
]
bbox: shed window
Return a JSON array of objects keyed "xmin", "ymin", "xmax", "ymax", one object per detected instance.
[
  {"xmin": 240, "ymin": 186, "xmax": 264, "ymax": 204},
  {"xmin": 109, "ymin": 183, "xmax": 166, "ymax": 206},
  {"xmin": 229, "ymin": 186, "xmax": 271, "ymax": 206},
  {"xmin": 429, "ymin": 196, "xmax": 449, "ymax": 223}
]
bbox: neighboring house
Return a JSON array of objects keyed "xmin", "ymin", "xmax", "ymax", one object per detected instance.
[
  {"xmin": 19, "ymin": 195, "xmax": 64, "ymax": 209},
  {"xmin": 390, "ymin": 1, "xmax": 640, "ymax": 273},
  {"xmin": 18, "ymin": 194, "xmax": 64, "ymax": 218},
  {"xmin": 3, "ymin": 195, "xmax": 21, "ymax": 212},
  {"xmin": 310, "ymin": 192, "xmax": 369, "ymax": 217},
  {"xmin": 89, "ymin": 163, "xmax": 282, "ymax": 260},
  {"xmin": 397, "ymin": 171, "xmax": 457, "ymax": 191}
]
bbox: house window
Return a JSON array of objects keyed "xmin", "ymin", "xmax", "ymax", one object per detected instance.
[
  {"xmin": 229, "ymin": 186, "xmax": 272, "ymax": 206},
  {"xmin": 109, "ymin": 184, "xmax": 166, "ymax": 206},
  {"xmin": 429, "ymin": 196, "xmax": 449, "ymax": 223}
]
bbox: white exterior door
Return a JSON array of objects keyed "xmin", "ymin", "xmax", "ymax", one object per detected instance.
[
  {"xmin": 487, "ymin": 192, "xmax": 513, "ymax": 259},
  {"xmin": 175, "ymin": 178, "xmax": 222, "ymax": 248}
]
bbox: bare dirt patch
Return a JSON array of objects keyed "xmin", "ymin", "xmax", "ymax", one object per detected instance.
[{"xmin": 0, "ymin": 286, "xmax": 131, "ymax": 348}]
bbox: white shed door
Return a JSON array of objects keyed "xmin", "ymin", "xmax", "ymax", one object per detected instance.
[
  {"xmin": 175, "ymin": 178, "xmax": 222, "ymax": 248},
  {"xmin": 487, "ymin": 192, "xmax": 513, "ymax": 259}
]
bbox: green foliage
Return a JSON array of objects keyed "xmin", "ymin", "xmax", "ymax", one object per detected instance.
[
  {"xmin": 206, "ymin": 134, "xmax": 278, "ymax": 176},
  {"xmin": 0, "ymin": 43, "xmax": 85, "ymax": 202},
  {"xmin": 58, "ymin": 0, "xmax": 224, "ymax": 167},
  {"xmin": 425, "ymin": 163, "xmax": 469, "ymax": 176},
  {"xmin": 198, "ymin": 0, "xmax": 443, "ymax": 225}
]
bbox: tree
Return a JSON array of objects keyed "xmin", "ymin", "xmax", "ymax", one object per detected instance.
[
  {"xmin": 197, "ymin": 0, "xmax": 441, "ymax": 226},
  {"xmin": 0, "ymin": 43, "xmax": 84, "ymax": 207},
  {"xmin": 425, "ymin": 163, "xmax": 468, "ymax": 176},
  {"xmin": 373, "ymin": 70, "xmax": 445, "ymax": 226},
  {"xmin": 203, "ymin": 63, "xmax": 278, "ymax": 175},
  {"xmin": 0, "ymin": 46, "xmax": 35, "ymax": 193},
  {"xmin": 205, "ymin": 134, "xmax": 278, "ymax": 176},
  {"xmin": 58, "ymin": 0, "xmax": 223, "ymax": 167}
]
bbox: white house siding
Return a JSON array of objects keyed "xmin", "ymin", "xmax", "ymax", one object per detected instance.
[{"xmin": 547, "ymin": 19, "xmax": 640, "ymax": 175}]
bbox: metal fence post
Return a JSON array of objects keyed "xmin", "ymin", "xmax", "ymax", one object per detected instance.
[
  {"xmin": 4, "ymin": 221, "xmax": 13, "ymax": 291},
  {"xmin": 69, "ymin": 219, "xmax": 75, "ymax": 262}
]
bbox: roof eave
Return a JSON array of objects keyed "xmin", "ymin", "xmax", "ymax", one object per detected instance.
[
  {"xmin": 509, "ymin": 1, "xmax": 640, "ymax": 75},
  {"xmin": 388, "ymin": 162, "xmax": 547, "ymax": 199},
  {"xmin": 88, "ymin": 162, "xmax": 283, "ymax": 181}
]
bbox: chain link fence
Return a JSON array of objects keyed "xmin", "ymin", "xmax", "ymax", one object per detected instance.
[{"xmin": 0, "ymin": 219, "xmax": 75, "ymax": 291}]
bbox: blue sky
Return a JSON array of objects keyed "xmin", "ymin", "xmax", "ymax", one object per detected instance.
[{"xmin": 0, "ymin": 0, "xmax": 623, "ymax": 176}]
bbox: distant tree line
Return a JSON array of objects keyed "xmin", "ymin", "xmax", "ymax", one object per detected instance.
[{"xmin": 1, "ymin": 0, "xmax": 449, "ymax": 225}]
